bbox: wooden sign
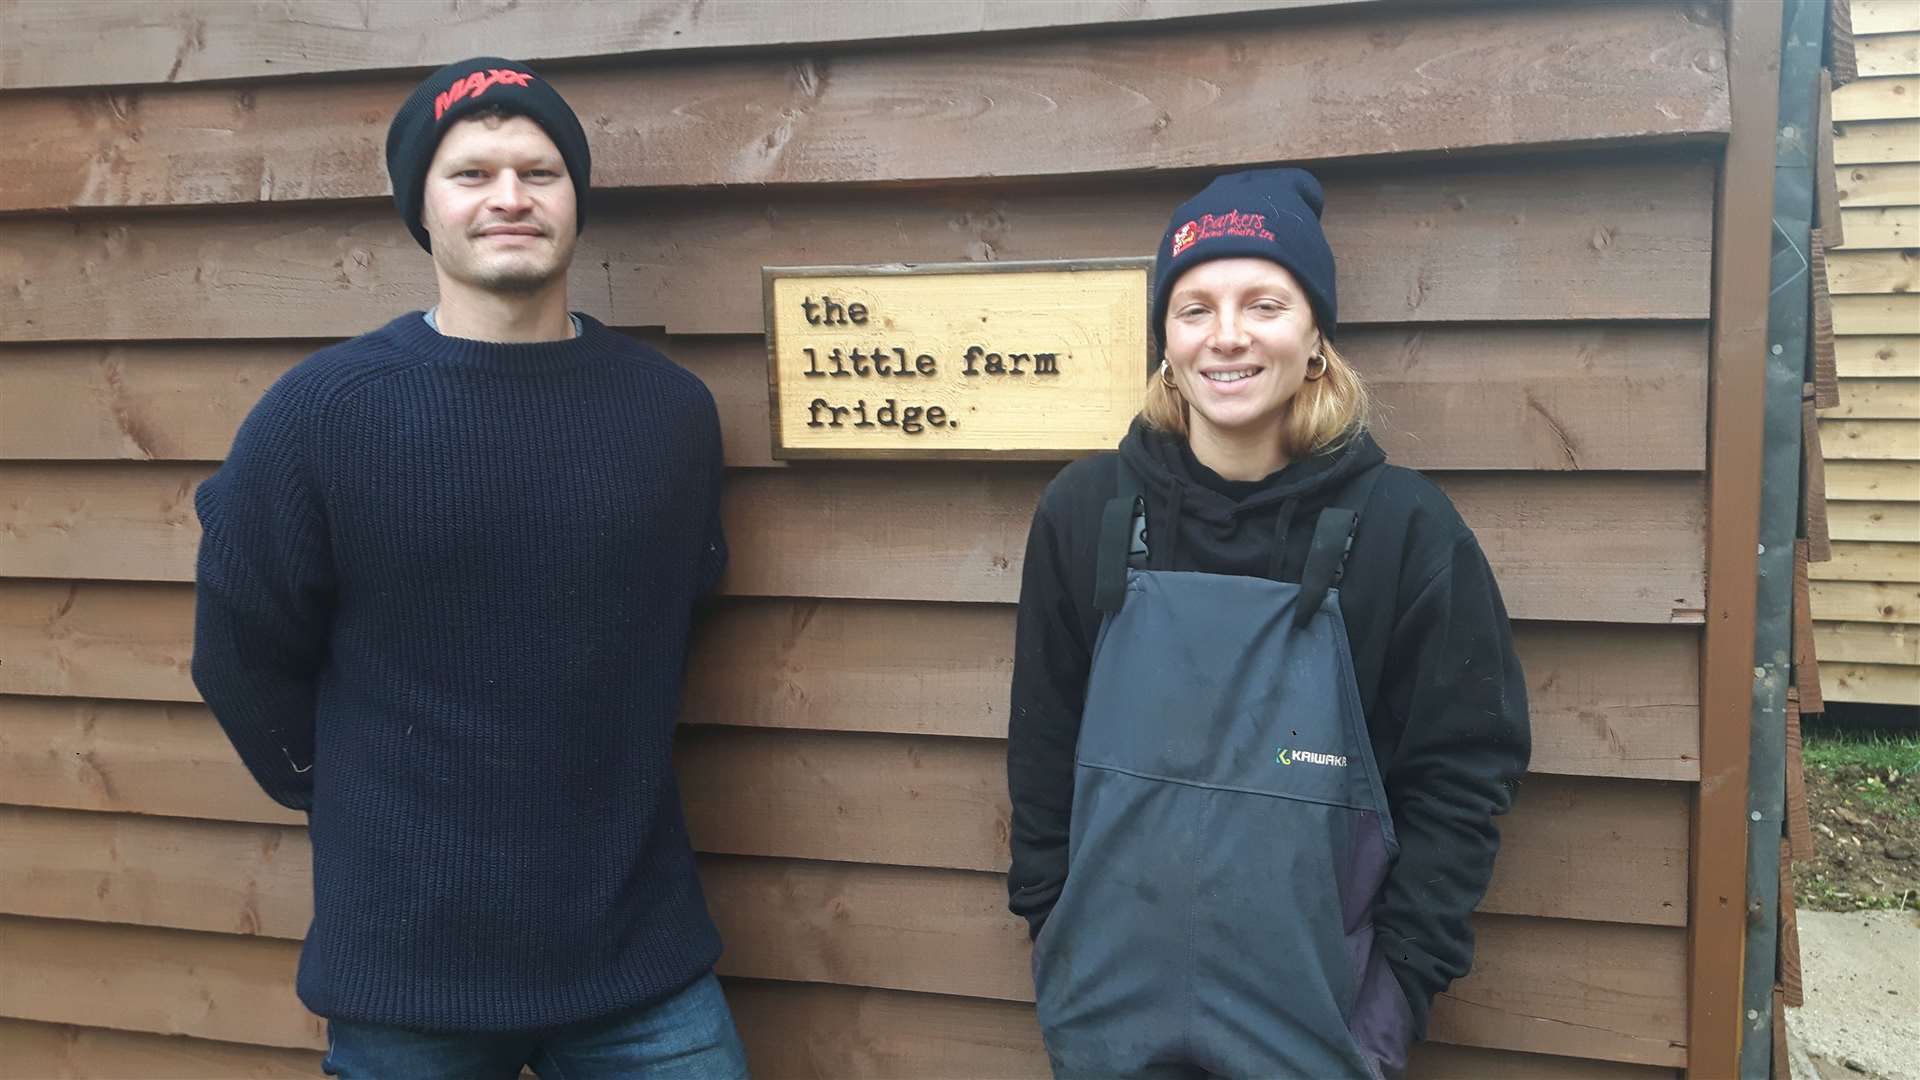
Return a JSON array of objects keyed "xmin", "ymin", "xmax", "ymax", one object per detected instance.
[{"xmin": 764, "ymin": 259, "xmax": 1151, "ymax": 460}]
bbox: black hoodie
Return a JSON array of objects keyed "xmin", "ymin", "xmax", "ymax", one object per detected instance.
[{"xmin": 1007, "ymin": 419, "xmax": 1531, "ymax": 1040}]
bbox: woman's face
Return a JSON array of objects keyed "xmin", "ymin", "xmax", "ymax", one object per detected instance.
[{"xmin": 1163, "ymin": 258, "xmax": 1321, "ymax": 441}]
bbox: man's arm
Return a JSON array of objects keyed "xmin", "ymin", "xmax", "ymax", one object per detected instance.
[{"xmin": 192, "ymin": 383, "xmax": 336, "ymax": 811}]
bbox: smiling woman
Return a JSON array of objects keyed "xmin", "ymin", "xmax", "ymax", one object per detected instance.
[
  {"xmin": 1146, "ymin": 257, "xmax": 1370, "ymax": 476},
  {"xmin": 1008, "ymin": 166, "xmax": 1531, "ymax": 1080}
]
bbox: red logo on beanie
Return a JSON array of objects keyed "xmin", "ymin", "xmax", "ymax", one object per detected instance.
[
  {"xmin": 1172, "ymin": 210, "xmax": 1276, "ymax": 257},
  {"xmin": 434, "ymin": 69, "xmax": 536, "ymax": 120},
  {"xmin": 1171, "ymin": 220, "xmax": 1199, "ymax": 257}
]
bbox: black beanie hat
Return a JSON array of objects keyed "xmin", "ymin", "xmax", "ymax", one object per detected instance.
[
  {"xmin": 385, "ymin": 57, "xmax": 592, "ymax": 252},
  {"xmin": 1150, "ymin": 167, "xmax": 1337, "ymax": 351}
]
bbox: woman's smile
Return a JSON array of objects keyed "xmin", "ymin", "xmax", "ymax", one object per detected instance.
[{"xmin": 1199, "ymin": 365, "xmax": 1265, "ymax": 389}]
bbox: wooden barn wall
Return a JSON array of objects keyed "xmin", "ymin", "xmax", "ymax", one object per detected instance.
[
  {"xmin": 0, "ymin": 2, "xmax": 1732, "ymax": 1076},
  {"xmin": 1814, "ymin": 0, "xmax": 1920, "ymax": 707}
]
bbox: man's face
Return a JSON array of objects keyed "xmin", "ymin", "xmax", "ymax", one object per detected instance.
[{"xmin": 420, "ymin": 114, "xmax": 577, "ymax": 294}]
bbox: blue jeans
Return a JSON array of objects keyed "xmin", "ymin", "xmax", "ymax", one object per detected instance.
[{"xmin": 321, "ymin": 971, "xmax": 749, "ymax": 1079}]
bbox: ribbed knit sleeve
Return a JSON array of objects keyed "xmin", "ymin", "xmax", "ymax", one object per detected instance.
[{"xmin": 192, "ymin": 375, "xmax": 336, "ymax": 812}]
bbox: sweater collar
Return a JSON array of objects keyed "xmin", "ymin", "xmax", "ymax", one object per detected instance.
[{"xmin": 381, "ymin": 310, "xmax": 618, "ymax": 374}]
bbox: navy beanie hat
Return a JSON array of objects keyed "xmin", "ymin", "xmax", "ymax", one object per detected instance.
[
  {"xmin": 1150, "ymin": 167, "xmax": 1337, "ymax": 350},
  {"xmin": 385, "ymin": 57, "xmax": 592, "ymax": 252}
]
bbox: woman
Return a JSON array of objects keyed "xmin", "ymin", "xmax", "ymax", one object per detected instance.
[{"xmin": 1007, "ymin": 168, "xmax": 1530, "ymax": 1080}]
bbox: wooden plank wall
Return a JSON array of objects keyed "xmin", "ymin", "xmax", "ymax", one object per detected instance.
[
  {"xmin": 0, "ymin": 2, "xmax": 1731, "ymax": 1075},
  {"xmin": 1816, "ymin": 0, "xmax": 1920, "ymax": 707}
]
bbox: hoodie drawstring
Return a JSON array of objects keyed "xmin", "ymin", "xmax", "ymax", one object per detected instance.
[
  {"xmin": 1153, "ymin": 483, "xmax": 1299, "ymax": 579},
  {"xmin": 1266, "ymin": 497, "xmax": 1301, "ymax": 581},
  {"xmin": 1155, "ymin": 479, "xmax": 1188, "ymax": 571}
]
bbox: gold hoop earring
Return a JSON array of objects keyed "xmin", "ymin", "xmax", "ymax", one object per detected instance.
[
  {"xmin": 1305, "ymin": 353, "xmax": 1328, "ymax": 381},
  {"xmin": 1159, "ymin": 360, "xmax": 1177, "ymax": 389}
]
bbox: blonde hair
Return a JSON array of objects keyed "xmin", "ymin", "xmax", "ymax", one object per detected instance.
[{"xmin": 1140, "ymin": 337, "xmax": 1371, "ymax": 458}]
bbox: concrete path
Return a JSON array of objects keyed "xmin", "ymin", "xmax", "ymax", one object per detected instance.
[{"xmin": 1786, "ymin": 910, "xmax": 1920, "ymax": 1080}]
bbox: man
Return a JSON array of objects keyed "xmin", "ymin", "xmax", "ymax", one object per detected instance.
[{"xmin": 191, "ymin": 57, "xmax": 745, "ymax": 1078}]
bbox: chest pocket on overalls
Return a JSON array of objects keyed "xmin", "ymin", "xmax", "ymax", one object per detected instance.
[{"xmin": 1084, "ymin": 464, "xmax": 1386, "ymax": 816}]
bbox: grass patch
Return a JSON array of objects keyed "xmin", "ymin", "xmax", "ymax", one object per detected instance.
[
  {"xmin": 1804, "ymin": 729, "xmax": 1920, "ymax": 822},
  {"xmin": 1803, "ymin": 729, "xmax": 1920, "ymax": 775},
  {"xmin": 1794, "ymin": 727, "xmax": 1920, "ymax": 911}
]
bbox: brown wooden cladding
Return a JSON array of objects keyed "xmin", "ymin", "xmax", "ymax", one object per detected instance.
[
  {"xmin": 721, "ymin": 981, "xmax": 1043, "ymax": 1080},
  {"xmin": 0, "ymin": 717, "xmax": 1689, "ymax": 927},
  {"xmin": 0, "ymin": 1, "xmax": 1378, "ymax": 91},
  {"xmin": 0, "ymin": 2, "xmax": 1732, "ymax": 1074},
  {"xmin": 0, "ymin": 159, "xmax": 1717, "ymax": 341},
  {"xmin": 1795, "ymin": 541, "xmax": 1825, "ymax": 711},
  {"xmin": 1818, "ymin": 78, "xmax": 1847, "ymax": 249},
  {"xmin": 679, "ymin": 605, "xmax": 1703, "ymax": 780},
  {"xmin": 0, "ymin": 1018, "xmax": 320, "ymax": 1079},
  {"xmin": 1404, "ymin": 1043, "xmax": 1678, "ymax": 1080},
  {"xmin": 1831, "ymin": 0, "xmax": 1859, "ymax": 84},
  {"xmin": 1690, "ymin": 1, "xmax": 1778, "ymax": 1069},
  {"xmin": 0, "ymin": 1013, "xmax": 1680, "ymax": 1080},
  {"xmin": 0, "ymin": 600, "xmax": 1700, "ymax": 784},
  {"xmin": 1805, "ymin": 396, "xmax": 1835, "ymax": 562},
  {"xmin": 0, "ymin": 324, "xmax": 1711, "ymax": 471},
  {"xmin": 0, "ymin": 583, "xmax": 198, "ymax": 704},
  {"xmin": 1810, "ymin": 236, "xmax": 1842, "ymax": 412},
  {"xmin": 840, "ymin": 463, "xmax": 1694, "ymax": 606},
  {"xmin": 725, "ymin": 868, "xmax": 1689, "ymax": 1060},
  {"xmin": 0, "ymin": 956, "xmax": 1683, "ymax": 1080},
  {"xmin": 0, "ymin": 3, "xmax": 1729, "ymax": 213},
  {"xmin": 0, "ymin": 917, "xmax": 322, "ymax": 1053},
  {"xmin": 0, "ymin": 462, "xmax": 1707, "ymax": 623},
  {"xmin": 0, "ymin": 886, "xmax": 1688, "ymax": 1066},
  {"xmin": 0, "ymin": 695, "xmax": 307, "ymax": 827}
]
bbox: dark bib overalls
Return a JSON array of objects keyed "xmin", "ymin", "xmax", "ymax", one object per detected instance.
[{"xmin": 1032, "ymin": 463, "xmax": 1409, "ymax": 1079}]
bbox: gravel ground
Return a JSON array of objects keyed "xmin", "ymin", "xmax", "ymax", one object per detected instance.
[{"xmin": 1786, "ymin": 910, "xmax": 1920, "ymax": 1080}]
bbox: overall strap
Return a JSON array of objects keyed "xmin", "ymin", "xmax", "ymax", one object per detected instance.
[
  {"xmin": 1293, "ymin": 463, "xmax": 1386, "ymax": 629},
  {"xmin": 1094, "ymin": 458, "xmax": 1148, "ymax": 615}
]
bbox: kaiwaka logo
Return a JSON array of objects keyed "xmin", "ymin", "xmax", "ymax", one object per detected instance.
[{"xmin": 1276, "ymin": 747, "xmax": 1348, "ymax": 768}]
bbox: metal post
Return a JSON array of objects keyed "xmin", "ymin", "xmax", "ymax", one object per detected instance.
[{"xmin": 1739, "ymin": 0, "xmax": 1825, "ymax": 1074}]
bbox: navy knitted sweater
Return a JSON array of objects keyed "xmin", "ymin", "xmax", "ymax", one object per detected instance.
[{"xmin": 191, "ymin": 313, "xmax": 728, "ymax": 1032}]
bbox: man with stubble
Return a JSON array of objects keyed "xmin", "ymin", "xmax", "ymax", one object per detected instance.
[{"xmin": 192, "ymin": 57, "xmax": 746, "ymax": 1078}]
